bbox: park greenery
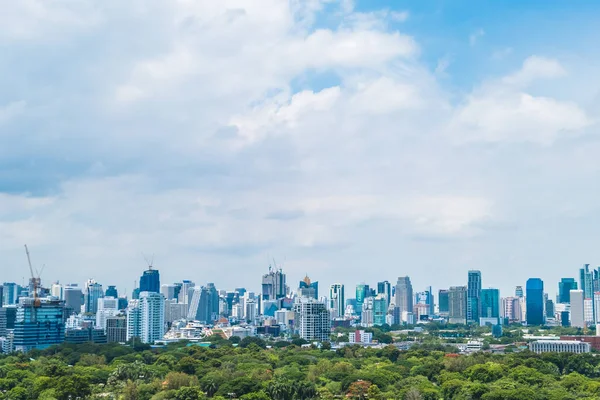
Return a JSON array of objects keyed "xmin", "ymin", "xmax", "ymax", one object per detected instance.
[{"xmin": 2, "ymin": 328, "xmax": 600, "ymax": 400}]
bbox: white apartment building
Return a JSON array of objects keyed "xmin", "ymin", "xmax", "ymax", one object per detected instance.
[
  {"xmin": 530, "ymin": 340, "xmax": 590, "ymax": 354},
  {"xmin": 294, "ymin": 298, "xmax": 331, "ymax": 341}
]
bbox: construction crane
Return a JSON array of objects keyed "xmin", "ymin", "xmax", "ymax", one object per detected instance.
[{"xmin": 24, "ymin": 244, "xmax": 41, "ymax": 309}]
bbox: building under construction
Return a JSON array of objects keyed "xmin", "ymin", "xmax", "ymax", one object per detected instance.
[{"xmin": 12, "ymin": 297, "xmax": 65, "ymax": 352}]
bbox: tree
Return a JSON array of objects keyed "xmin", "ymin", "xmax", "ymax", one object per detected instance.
[
  {"xmin": 175, "ymin": 386, "xmax": 205, "ymax": 400},
  {"xmin": 55, "ymin": 375, "xmax": 92, "ymax": 400},
  {"xmin": 346, "ymin": 380, "xmax": 371, "ymax": 400},
  {"xmin": 239, "ymin": 337, "xmax": 267, "ymax": 349}
]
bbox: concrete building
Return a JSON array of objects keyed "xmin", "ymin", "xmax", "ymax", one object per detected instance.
[
  {"xmin": 329, "ymin": 284, "xmax": 345, "ymax": 318},
  {"xmin": 467, "ymin": 270, "xmax": 482, "ymax": 323},
  {"xmin": 126, "ymin": 300, "xmax": 141, "ymax": 341},
  {"xmin": 448, "ymin": 286, "xmax": 467, "ymax": 324},
  {"xmin": 106, "ymin": 316, "xmax": 127, "ymax": 343},
  {"xmin": 84, "ymin": 280, "xmax": 104, "ymax": 314},
  {"xmin": 293, "ymin": 298, "xmax": 331, "ymax": 341},
  {"xmin": 96, "ymin": 297, "xmax": 119, "ymax": 330},
  {"xmin": 530, "ymin": 340, "xmax": 590, "ymax": 354},
  {"xmin": 139, "ymin": 292, "xmax": 165, "ymax": 344},
  {"xmin": 570, "ymin": 290, "xmax": 585, "ymax": 328},
  {"xmin": 395, "ymin": 277, "xmax": 413, "ymax": 320},
  {"xmin": 63, "ymin": 284, "xmax": 83, "ymax": 316},
  {"xmin": 349, "ymin": 330, "xmax": 373, "ymax": 344},
  {"xmin": 262, "ymin": 267, "xmax": 287, "ymax": 301}
]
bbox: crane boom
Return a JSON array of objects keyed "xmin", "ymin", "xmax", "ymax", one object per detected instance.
[
  {"xmin": 24, "ymin": 244, "xmax": 41, "ymax": 309},
  {"xmin": 25, "ymin": 245, "xmax": 35, "ymax": 281}
]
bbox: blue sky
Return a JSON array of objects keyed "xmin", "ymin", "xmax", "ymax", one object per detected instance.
[{"xmin": 1, "ymin": 0, "xmax": 599, "ymax": 299}]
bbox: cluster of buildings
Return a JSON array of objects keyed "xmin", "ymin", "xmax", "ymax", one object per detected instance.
[{"xmin": 1, "ymin": 263, "xmax": 600, "ymax": 353}]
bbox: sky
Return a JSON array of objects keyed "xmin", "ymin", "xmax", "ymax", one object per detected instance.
[{"xmin": 1, "ymin": 0, "xmax": 600, "ymax": 300}]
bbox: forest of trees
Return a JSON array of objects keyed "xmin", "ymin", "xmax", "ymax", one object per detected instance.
[{"xmin": 2, "ymin": 336, "xmax": 600, "ymax": 400}]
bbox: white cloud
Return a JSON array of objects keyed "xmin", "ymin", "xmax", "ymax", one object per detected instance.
[
  {"xmin": 469, "ymin": 28, "xmax": 485, "ymax": 46},
  {"xmin": 503, "ymin": 55, "xmax": 566, "ymax": 86}
]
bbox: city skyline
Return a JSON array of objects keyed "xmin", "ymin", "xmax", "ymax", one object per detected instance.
[{"xmin": 2, "ymin": 1, "xmax": 600, "ymax": 295}]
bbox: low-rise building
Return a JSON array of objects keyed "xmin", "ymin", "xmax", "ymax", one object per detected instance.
[
  {"xmin": 530, "ymin": 340, "xmax": 590, "ymax": 354},
  {"xmin": 349, "ymin": 330, "xmax": 373, "ymax": 344}
]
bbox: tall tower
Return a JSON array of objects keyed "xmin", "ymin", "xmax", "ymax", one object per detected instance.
[
  {"xmin": 395, "ymin": 277, "xmax": 413, "ymax": 316},
  {"xmin": 558, "ymin": 278, "xmax": 577, "ymax": 304},
  {"xmin": 139, "ymin": 268, "xmax": 160, "ymax": 294},
  {"xmin": 580, "ymin": 264, "xmax": 593, "ymax": 299},
  {"xmin": 329, "ymin": 284, "xmax": 345, "ymax": 318},
  {"xmin": 526, "ymin": 278, "xmax": 544, "ymax": 326},
  {"xmin": 139, "ymin": 292, "xmax": 165, "ymax": 344},
  {"xmin": 467, "ymin": 270, "xmax": 482, "ymax": 323},
  {"xmin": 377, "ymin": 281, "xmax": 392, "ymax": 306},
  {"xmin": 262, "ymin": 265, "xmax": 287, "ymax": 301}
]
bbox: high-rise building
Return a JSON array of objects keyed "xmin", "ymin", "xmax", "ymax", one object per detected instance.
[
  {"xmin": 96, "ymin": 297, "xmax": 119, "ymax": 330},
  {"xmin": 2, "ymin": 283, "xmax": 18, "ymax": 306},
  {"xmin": 558, "ymin": 278, "xmax": 577, "ymax": 304},
  {"xmin": 526, "ymin": 278, "xmax": 544, "ymax": 326},
  {"xmin": 139, "ymin": 268, "xmax": 160, "ymax": 293},
  {"xmin": 415, "ymin": 288, "xmax": 434, "ymax": 316},
  {"xmin": 580, "ymin": 265, "xmax": 593, "ymax": 299},
  {"xmin": 187, "ymin": 284, "xmax": 219, "ymax": 323},
  {"xmin": 105, "ymin": 286, "xmax": 118, "ymax": 298},
  {"xmin": 51, "ymin": 282, "xmax": 63, "ymax": 299},
  {"xmin": 160, "ymin": 284, "xmax": 178, "ymax": 301},
  {"xmin": 293, "ymin": 298, "xmax": 331, "ymax": 341},
  {"xmin": 262, "ymin": 267, "xmax": 287, "ymax": 301},
  {"xmin": 126, "ymin": 300, "xmax": 141, "ymax": 341},
  {"xmin": 467, "ymin": 270, "xmax": 482, "ymax": 323},
  {"xmin": 515, "ymin": 286, "xmax": 524, "ymax": 298},
  {"xmin": 355, "ymin": 284, "xmax": 370, "ymax": 316},
  {"xmin": 448, "ymin": 286, "xmax": 467, "ymax": 324},
  {"xmin": 329, "ymin": 284, "xmax": 345, "ymax": 318},
  {"xmin": 177, "ymin": 280, "xmax": 195, "ymax": 310},
  {"xmin": 373, "ymin": 295, "xmax": 387, "ymax": 325},
  {"xmin": 84, "ymin": 280, "xmax": 104, "ymax": 314},
  {"xmin": 395, "ymin": 277, "xmax": 413, "ymax": 316},
  {"xmin": 106, "ymin": 316, "xmax": 127, "ymax": 343},
  {"xmin": 480, "ymin": 288, "xmax": 500, "ymax": 319},
  {"xmin": 139, "ymin": 292, "xmax": 165, "ymax": 344},
  {"xmin": 376, "ymin": 281, "xmax": 392, "ymax": 306},
  {"xmin": 298, "ymin": 276, "xmax": 319, "ymax": 299},
  {"xmin": 501, "ymin": 297, "xmax": 522, "ymax": 322},
  {"xmin": 13, "ymin": 297, "xmax": 65, "ymax": 352},
  {"xmin": 438, "ymin": 289, "xmax": 449, "ymax": 316},
  {"xmin": 570, "ymin": 290, "xmax": 584, "ymax": 328}
]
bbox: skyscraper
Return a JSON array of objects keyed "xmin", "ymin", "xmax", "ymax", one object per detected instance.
[
  {"xmin": 63, "ymin": 284, "xmax": 83, "ymax": 315},
  {"xmin": 558, "ymin": 278, "xmax": 577, "ymax": 304},
  {"xmin": 139, "ymin": 268, "xmax": 160, "ymax": 293},
  {"xmin": 395, "ymin": 277, "xmax": 413, "ymax": 316},
  {"xmin": 376, "ymin": 281, "xmax": 392, "ymax": 306},
  {"xmin": 373, "ymin": 295, "xmax": 387, "ymax": 325},
  {"xmin": 126, "ymin": 300, "xmax": 141, "ymax": 341},
  {"xmin": 501, "ymin": 297, "xmax": 522, "ymax": 323},
  {"xmin": 293, "ymin": 298, "xmax": 330, "ymax": 341},
  {"xmin": 2, "ymin": 283, "xmax": 18, "ymax": 306},
  {"xmin": 515, "ymin": 286, "xmax": 524, "ymax": 298},
  {"xmin": 467, "ymin": 270, "xmax": 482, "ymax": 323},
  {"xmin": 96, "ymin": 297, "xmax": 119, "ymax": 330},
  {"xmin": 298, "ymin": 276, "xmax": 319, "ymax": 299},
  {"xmin": 105, "ymin": 286, "xmax": 118, "ymax": 298},
  {"xmin": 480, "ymin": 288, "xmax": 500, "ymax": 319},
  {"xmin": 51, "ymin": 282, "xmax": 63, "ymax": 299},
  {"xmin": 570, "ymin": 289, "xmax": 585, "ymax": 328},
  {"xmin": 262, "ymin": 267, "xmax": 287, "ymax": 301},
  {"xmin": 187, "ymin": 284, "xmax": 220, "ymax": 323},
  {"xmin": 355, "ymin": 283, "xmax": 370, "ymax": 316},
  {"xmin": 329, "ymin": 284, "xmax": 345, "ymax": 318},
  {"xmin": 448, "ymin": 286, "xmax": 467, "ymax": 324},
  {"xmin": 84, "ymin": 280, "xmax": 104, "ymax": 314},
  {"xmin": 13, "ymin": 297, "xmax": 65, "ymax": 352},
  {"xmin": 139, "ymin": 292, "xmax": 165, "ymax": 344},
  {"xmin": 580, "ymin": 264, "xmax": 593, "ymax": 299},
  {"xmin": 526, "ymin": 278, "xmax": 544, "ymax": 326},
  {"xmin": 160, "ymin": 284, "xmax": 178, "ymax": 300},
  {"xmin": 438, "ymin": 289, "xmax": 449, "ymax": 316}
]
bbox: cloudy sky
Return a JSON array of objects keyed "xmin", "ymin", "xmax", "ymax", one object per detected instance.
[{"xmin": 1, "ymin": 0, "xmax": 599, "ymax": 299}]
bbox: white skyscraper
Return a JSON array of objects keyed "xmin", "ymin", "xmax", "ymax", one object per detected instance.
[
  {"xmin": 139, "ymin": 291, "xmax": 165, "ymax": 343},
  {"xmin": 51, "ymin": 282, "xmax": 63, "ymax": 299},
  {"xmin": 570, "ymin": 290, "xmax": 585, "ymax": 328},
  {"xmin": 126, "ymin": 300, "xmax": 141, "ymax": 341},
  {"xmin": 293, "ymin": 298, "xmax": 331, "ymax": 341},
  {"xmin": 96, "ymin": 297, "xmax": 119, "ymax": 330}
]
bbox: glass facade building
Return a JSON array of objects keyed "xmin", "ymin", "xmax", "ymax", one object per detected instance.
[
  {"xmin": 526, "ymin": 278, "xmax": 544, "ymax": 326},
  {"xmin": 140, "ymin": 269, "xmax": 160, "ymax": 293},
  {"xmin": 13, "ymin": 298, "xmax": 65, "ymax": 352},
  {"xmin": 481, "ymin": 288, "xmax": 500, "ymax": 319}
]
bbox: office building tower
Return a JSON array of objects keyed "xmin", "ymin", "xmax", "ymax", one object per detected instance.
[
  {"xmin": 361, "ymin": 297, "xmax": 374, "ymax": 326},
  {"xmin": 177, "ymin": 280, "xmax": 195, "ymax": 307},
  {"xmin": 139, "ymin": 292, "xmax": 165, "ymax": 344},
  {"xmin": 546, "ymin": 297, "xmax": 555, "ymax": 319},
  {"xmin": 84, "ymin": 280, "xmax": 104, "ymax": 314},
  {"xmin": 262, "ymin": 266, "xmax": 287, "ymax": 301},
  {"xmin": 132, "ymin": 288, "xmax": 140, "ymax": 300},
  {"xmin": 165, "ymin": 300, "xmax": 187, "ymax": 323},
  {"xmin": 501, "ymin": 297, "xmax": 522, "ymax": 322},
  {"xmin": 0, "ymin": 308, "xmax": 6, "ymax": 336},
  {"xmin": 245, "ymin": 299, "xmax": 257, "ymax": 322},
  {"xmin": 329, "ymin": 284, "xmax": 345, "ymax": 318},
  {"xmin": 480, "ymin": 288, "xmax": 500, "ymax": 319},
  {"xmin": 467, "ymin": 270, "xmax": 482, "ymax": 323},
  {"xmin": 355, "ymin": 283, "xmax": 370, "ymax": 316},
  {"xmin": 373, "ymin": 295, "xmax": 387, "ymax": 325},
  {"xmin": 96, "ymin": 297, "xmax": 119, "ymax": 330},
  {"xmin": 580, "ymin": 264, "xmax": 593, "ymax": 299},
  {"xmin": 62, "ymin": 284, "xmax": 82, "ymax": 314},
  {"xmin": 298, "ymin": 276, "xmax": 319, "ymax": 299},
  {"xmin": 187, "ymin": 284, "xmax": 219, "ymax": 323},
  {"xmin": 118, "ymin": 296, "xmax": 128, "ymax": 310},
  {"xmin": 584, "ymin": 299, "xmax": 594, "ymax": 323},
  {"xmin": 139, "ymin": 268, "xmax": 160, "ymax": 293},
  {"xmin": 438, "ymin": 290, "xmax": 449, "ymax": 316},
  {"xmin": 570, "ymin": 290, "xmax": 585, "ymax": 328},
  {"xmin": 526, "ymin": 278, "xmax": 544, "ymax": 326},
  {"xmin": 448, "ymin": 286, "xmax": 467, "ymax": 324},
  {"xmin": 415, "ymin": 288, "xmax": 434, "ymax": 316},
  {"xmin": 105, "ymin": 286, "xmax": 118, "ymax": 298},
  {"xmin": 2, "ymin": 283, "xmax": 17, "ymax": 306},
  {"xmin": 558, "ymin": 278, "xmax": 578, "ymax": 304},
  {"xmin": 161, "ymin": 284, "xmax": 178, "ymax": 300},
  {"xmin": 395, "ymin": 277, "xmax": 413, "ymax": 316},
  {"xmin": 13, "ymin": 297, "xmax": 65, "ymax": 352},
  {"xmin": 50, "ymin": 282, "xmax": 63, "ymax": 299},
  {"xmin": 377, "ymin": 281, "xmax": 392, "ymax": 306},
  {"xmin": 0, "ymin": 285, "xmax": 3, "ymax": 307},
  {"xmin": 126, "ymin": 300, "xmax": 141, "ymax": 341},
  {"xmin": 106, "ymin": 316, "xmax": 127, "ymax": 343},
  {"xmin": 293, "ymin": 298, "xmax": 331, "ymax": 341},
  {"xmin": 515, "ymin": 286, "xmax": 524, "ymax": 298}
]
